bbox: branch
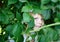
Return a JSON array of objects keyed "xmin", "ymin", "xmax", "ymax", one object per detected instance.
[{"xmin": 30, "ymin": 22, "xmax": 60, "ymax": 32}]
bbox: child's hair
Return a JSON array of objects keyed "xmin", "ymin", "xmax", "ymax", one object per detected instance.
[{"xmin": 29, "ymin": 12, "xmax": 44, "ymax": 20}]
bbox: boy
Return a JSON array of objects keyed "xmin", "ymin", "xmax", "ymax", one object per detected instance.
[{"xmin": 23, "ymin": 13, "xmax": 44, "ymax": 42}]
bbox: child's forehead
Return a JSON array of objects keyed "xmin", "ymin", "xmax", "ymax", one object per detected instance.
[
  {"xmin": 30, "ymin": 13, "xmax": 42, "ymax": 16},
  {"xmin": 29, "ymin": 12, "xmax": 43, "ymax": 18},
  {"xmin": 32, "ymin": 13, "xmax": 42, "ymax": 18}
]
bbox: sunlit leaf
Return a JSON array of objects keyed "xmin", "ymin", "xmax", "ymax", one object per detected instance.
[
  {"xmin": 22, "ymin": 5, "xmax": 33, "ymax": 12},
  {"xmin": 19, "ymin": 0, "xmax": 27, "ymax": 2},
  {"xmin": 51, "ymin": 0, "xmax": 58, "ymax": 3},
  {"xmin": 23, "ymin": 12, "xmax": 31, "ymax": 22}
]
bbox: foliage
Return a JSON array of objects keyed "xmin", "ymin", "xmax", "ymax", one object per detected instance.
[{"xmin": 0, "ymin": 0, "xmax": 60, "ymax": 42}]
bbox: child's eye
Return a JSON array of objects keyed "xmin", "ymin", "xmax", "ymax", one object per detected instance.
[
  {"xmin": 34, "ymin": 18, "xmax": 38, "ymax": 19},
  {"xmin": 41, "ymin": 18, "xmax": 44, "ymax": 20}
]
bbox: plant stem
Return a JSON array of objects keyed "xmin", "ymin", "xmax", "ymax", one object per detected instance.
[{"xmin": 30, "ymin": 22, "xmax": 60, "ymax": 32}]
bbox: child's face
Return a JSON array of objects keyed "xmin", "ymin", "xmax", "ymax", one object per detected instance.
[{"xmin": 32, "ymin": 13, "xmax": 44, "ymax": 28}]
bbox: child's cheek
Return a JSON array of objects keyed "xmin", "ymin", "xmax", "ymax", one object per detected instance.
[
  {"xmin": 34, "ymin": 20, "xmax": 40, "ymax": 26},
  {"xmin": 34, "ymin": 19, "xmax": 44, "ymax": 26}
]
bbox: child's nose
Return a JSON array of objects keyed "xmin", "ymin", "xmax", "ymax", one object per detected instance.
[{"xmin": 39, "ymin": 22, "xmax": 44, "ymax": 26}]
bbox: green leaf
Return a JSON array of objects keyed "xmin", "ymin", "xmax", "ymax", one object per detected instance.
[
  {"xmin": 41, "ymin": 0, "xmax": 50, "ymax": 4},
  {"xmin": 47, "ymin": 28, "xmax": 58, "ymax": 40},
  {"xmin": 51, "ymin": 0, "xmax": 58, "ymax": 3},
  {"xmin": 39, "ymin": 28, "xmax": 58, "ymax": 42},
  {"xmin": 55, "ymin": 26, "xmax": 60, "ymax": 41},
  {"xmin": 22, "ymin": 5, "xmax": 33, "ymax": 12},
  {"xmin": 8, "ymin": 0, "xmax": 18, "ymax": 5},
  {"xmin": 15, "ymin": 2, "xmax": 23, "ymax": 9},
  {"xmin": 33, "ymin": 6, "xmax": 41, "ymax": 14},
  {"xmin": 27, "ymin": 17, "xmax": 35, "ymax": 28},
  {"xmin": 6, "ymin": 23, "xmax": 23, "ymax": 42},
  {"xmin": 54, "ymin": 18, "xmax": 60, "ymax": 22},
  {"xmin": 12, "ymin": 23, "xmax": 21, "ymax": 36},
  {"xmin": 19, "ymin": 0, "xmax": 27, "ymax": 2},
  {"xmin": 16, "ymin": 12, "xmax": 22, "ymax": 21},
  {"xmin": 40, "ymin": 5, "xmax": 52, "ymax": 10},
  {"xmin": 56, "ymin": 5, "xmax": 60, "ymax": 9},
  {"xmin": 39, "ymin": 35, "xmax": 46, "ymax": 42},
  {"xmin": 12, "ymin": 23, "xmax": 23, "ymax": 41},
  {"xmin": 28, "ymin": 20, "xmax": 34, "ymax": 28},
  {"xmin": 0, "ymin": 9, "xmax": 14, "ymax": 24},
  {"xmin": 56, "ymin": 12, "xmax": 60, "ymax": 20},
  {"xmin": 55, "ymin": 25, "xmax": 60, "ymax": 34},
  {"xmin": 41, "ymin": 9, "xmax": 51, "ymax": 20},
  {"xmin": 5, "ymin": 25, "xmax": 13, "ymax": 33},
  {"xmin": 15, "ymin": 35, "xmax": 23, "ymax": 42},
  {"xmin": 23, "ymin": 12, "xmax": 31, "ymax": 22},
  {"xmin": 5, "ymin": 23, "xmax": 24, "ymax": 41},
  {"xmin": 0, "ymin": 13, "xmax": 9, "ymax": 24}
]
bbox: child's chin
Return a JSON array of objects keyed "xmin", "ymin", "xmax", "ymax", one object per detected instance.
[
  {"xmin": 36, "ymin": 26, "xmax": 41, "ymax": 27},
  {"xmin": 35, "ymin": 26, "xmax": 41, "ymax": 28}
]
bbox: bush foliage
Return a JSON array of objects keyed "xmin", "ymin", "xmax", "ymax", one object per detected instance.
[{"xmin": 0, "ymin": 0, "xmax": 60, "ymax": 42}]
